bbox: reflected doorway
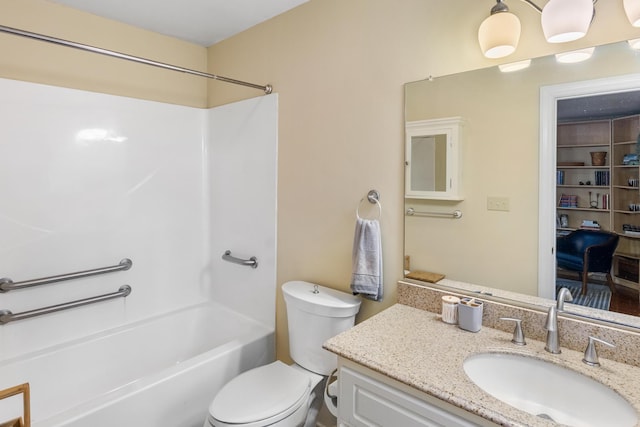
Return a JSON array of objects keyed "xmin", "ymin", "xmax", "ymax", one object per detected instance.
[{"xmin": 540, "ymin": 74, "xmax": 640, "ymax": 315}]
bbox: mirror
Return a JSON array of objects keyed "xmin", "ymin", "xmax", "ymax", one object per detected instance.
[
  {"xmin": 404, "ymin": 40, "xmax": 640, "ymax": 328},
  {"xmin": 411, "ymin": 135, "xmax": 446, "ymax": 192},
  {"xmin": 405, "ymin": 117, "xmax": 463, "ymax": 200}
]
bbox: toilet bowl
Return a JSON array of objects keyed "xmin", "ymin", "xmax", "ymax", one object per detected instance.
[
  {"xmin": 205, "ymin": 361, "xmax": 323, "ymax": 427},
  {"xmin": 204, "ymin": 281, "xmax": 361, "ymax": 427}
]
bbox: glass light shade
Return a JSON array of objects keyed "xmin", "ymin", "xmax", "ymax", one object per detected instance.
[
  {"xmin": 624, "ymin": 0, "xmax": 640, "ymax": 27},
  {"xmin": 541, "ymin": 0, "xmax": 593, "ymax": 43},
  {"xmin": 498, "ymin": 59, "xmax": 532, "ymax": 72},
  {"xmin": 478, "ymin": 12, "xmax": 521, "ymax": 59},
  {"xmin": 555, "ymin": 47, "xmax": 595, "ymax": 63}
]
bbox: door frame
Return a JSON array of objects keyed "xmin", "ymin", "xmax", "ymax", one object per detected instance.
[{"xmin": 538, "ymin": 73, "xmax": 640, "ymax": 299}]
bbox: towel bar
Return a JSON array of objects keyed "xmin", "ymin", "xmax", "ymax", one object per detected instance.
[{"xmin": 405, "ymin": 208, "xmax": 462, "ymax": 219}]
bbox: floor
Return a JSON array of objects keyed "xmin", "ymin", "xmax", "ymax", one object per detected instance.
[
  {"xmin": 557, "ymin": 270, "xmax": 640, "ymax": 316},
  {"xmin": 609, "ymin": 284, "xmax": 640, "ymax": 317}
]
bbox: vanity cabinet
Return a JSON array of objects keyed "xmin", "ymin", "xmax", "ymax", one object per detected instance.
[
  {"xmin": 337, "ymin": 360, "xmax": 496, "ymax": 427},
  {"xmin": 556, "ymin": 115, "xmax": 640, "ymax": 292}
]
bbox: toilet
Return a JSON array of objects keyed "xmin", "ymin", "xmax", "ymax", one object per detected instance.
[{"xmin": 204, "ymin": 281, "xmax": 361, "ymax": 427}]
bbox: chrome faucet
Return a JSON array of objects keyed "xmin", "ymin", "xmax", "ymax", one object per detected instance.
[
  {"xmin": 556, "ymin": 287, "xmax": 573, "ymax": 311},
  {"xmin": 545, "ymin": 287, "xmax": 573, "ymax": 354}
]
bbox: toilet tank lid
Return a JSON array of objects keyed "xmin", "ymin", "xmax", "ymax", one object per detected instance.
[{"xmin": 282, "ymin": 281, "xmax": 361, "ymax": 317}]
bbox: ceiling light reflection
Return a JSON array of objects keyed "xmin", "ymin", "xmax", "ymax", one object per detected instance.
[
  {"xmin": 498, "ymin": 59, "xmax": 532, "ymax": 72},
  {"xmin": 76, "ymin": 128, "xmax": 128, "ymax": 145}
]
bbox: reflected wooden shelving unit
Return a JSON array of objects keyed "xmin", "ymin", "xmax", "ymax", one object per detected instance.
[
  {"xmin": 611, "ymin": 114, "xmax": 640, "ymax": 294},
  {"xmin": 556, "ymin": 115, "xmax": 640, "ymax": 297},
  {"xmin": 556, "ymin": 119, "xmax": 612, "ymax": 232}
]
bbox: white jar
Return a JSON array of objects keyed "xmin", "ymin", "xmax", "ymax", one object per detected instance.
[{"xmin": 441, "ymin": 295, "xmax": 460, "ymax": 324}]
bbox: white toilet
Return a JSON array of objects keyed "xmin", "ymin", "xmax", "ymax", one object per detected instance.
[{"xmin": 204, "ymin": 280, "xmax": 361, "ymax": 427}]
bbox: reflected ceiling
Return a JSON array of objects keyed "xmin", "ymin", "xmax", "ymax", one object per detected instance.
[{"xmin": 559, "ymin": 90, "xmax": 640, "ymax": 121}]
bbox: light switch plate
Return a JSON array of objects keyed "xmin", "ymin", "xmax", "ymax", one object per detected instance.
[{"xmin": 487, "ymin": 196, "xmax": 510, "ymax": 211}]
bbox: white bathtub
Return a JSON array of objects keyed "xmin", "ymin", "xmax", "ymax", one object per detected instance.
[{"xmin": 0, "ymin": 301, "xmax": 275, "ymax": 427}]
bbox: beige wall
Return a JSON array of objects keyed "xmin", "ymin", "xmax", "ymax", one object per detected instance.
[
  {"xmin": 206, "ymin": 0, "xmax": 640, "ymax": 363},
  {"xmin": 0, "ymin": 0, "xmax": 207, "ymax": 107},
  {"xmin": 1, "ymin": 0, "xmax": 640, "ymax": 365}
]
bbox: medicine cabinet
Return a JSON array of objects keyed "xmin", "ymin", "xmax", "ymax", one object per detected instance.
[{"xmin": 405, "ymin": 117, "xmax": 463, "ymax": 200}]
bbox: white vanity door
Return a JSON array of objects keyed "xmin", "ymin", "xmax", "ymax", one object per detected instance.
[{"xmin": 338, "ymin": 366, "xmax": 481, "ymax": 427}]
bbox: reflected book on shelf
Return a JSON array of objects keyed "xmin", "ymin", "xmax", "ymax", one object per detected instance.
[
  {"xmin": 580, "ymin": 219, "xmax": 600, "ymax": 230},
  {"xmin": 623, "ymin": 224, "xmax": 640, "ymax": 236},
  {"xmin": 623, "ymin": 153, "xmax": 639, "ymax": 165},
  {"xmin": 594, "ymin": 170, "xmax": 609, "ymax": 185},
  {"xmin": 558, "ymin": 194, "xmax": 578, "ymax": 208}
]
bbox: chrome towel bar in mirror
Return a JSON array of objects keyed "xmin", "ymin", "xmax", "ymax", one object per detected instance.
[{"xmin": 406, "ymin": 207, "xmax": 462, "ymax": 219}]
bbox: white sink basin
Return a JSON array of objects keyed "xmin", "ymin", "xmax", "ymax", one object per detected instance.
[{"xmin": 463, "ymin": 352, "xmax": 638, "ymax": 427}]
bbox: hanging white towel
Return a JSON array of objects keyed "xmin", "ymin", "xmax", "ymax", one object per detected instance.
[{"xmin": 350, "ymin": 217, "xmax": 383, "ymax": 301}]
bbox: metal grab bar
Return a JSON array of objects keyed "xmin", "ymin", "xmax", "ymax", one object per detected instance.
[
  {"xmin": 0, "ymin": 285, "xmax": 131, "ymax": 324},
  {"xmin": 222, "ymin": 250, "xmax": 258, "ymax": 269},
  {"xmin": 406, "ymin": 208, "xmax": 463, "ymax": 219},
  {"xmin": 0, "ymin": 258, "xmax": 133, "ymax": 293}
]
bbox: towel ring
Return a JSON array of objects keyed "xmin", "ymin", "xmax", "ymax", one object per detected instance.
[{"xmin": 356, "ymin": 190, "xmax": 382, "ymax": 220}]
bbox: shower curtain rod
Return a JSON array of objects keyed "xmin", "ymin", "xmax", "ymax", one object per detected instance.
[{"xmin": 0, "ymin": 24, "xmax": 273, "ymax": 94}]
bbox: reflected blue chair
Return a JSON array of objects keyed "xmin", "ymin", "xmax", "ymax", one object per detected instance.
[{"xmin": 556, "ymin": 230, "xmax": 619, "ymax": 296}]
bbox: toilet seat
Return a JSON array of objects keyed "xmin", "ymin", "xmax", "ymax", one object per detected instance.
[{"xmin": 208, "ymin": 361, "xmax": 312, "ymax": 427}]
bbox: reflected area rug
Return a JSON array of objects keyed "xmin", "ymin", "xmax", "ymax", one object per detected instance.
[{"xmin": 556, "ymin": 279, "xmax": 611, "ymax": 311}]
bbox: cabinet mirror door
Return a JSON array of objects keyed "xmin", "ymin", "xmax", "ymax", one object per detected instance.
[{"xmin": 405, "ymin": 117, "xmax": 463, "ymax": 200}]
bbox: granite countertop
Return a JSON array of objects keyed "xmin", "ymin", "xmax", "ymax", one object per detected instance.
[{"xmin": 324, "ymin": 303, "xmax": 640, "ymax": 427}]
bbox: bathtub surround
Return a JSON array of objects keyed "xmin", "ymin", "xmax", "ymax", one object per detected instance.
[
  {"xmin": 207, "ymin": 97, "xmax": 278, "ymax": 327},
  {"xmin": 0, "ymin": 77, "xmax": 277, "ymax": 425}
]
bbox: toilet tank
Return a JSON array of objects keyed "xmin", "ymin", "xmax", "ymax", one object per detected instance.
[{"xmin": 282, "ymin": 281, "xmax": 361, "ymax": 375}]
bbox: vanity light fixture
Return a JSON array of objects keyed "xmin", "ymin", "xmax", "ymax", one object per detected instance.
[
  {"xmin": 542, "ymin": 0, "xmax": 594, "ymax": 43},
  {"xmin": 478, "ymin": 0, "xmax": 522, "ymax": 59},
  {"xmin": 498, "ymin": 59, "xmax": 532, "ymax": 72},
  {"xmin": 478, "ymin": 0, "xmax": 603, "ymax": 59},
  {"xmin": 555, "ymin": 46, "xmax": 595, "ymax": 63},
  {"xmin": 624, "ymin": 0, "xmax": 640, "ymax": 26}
]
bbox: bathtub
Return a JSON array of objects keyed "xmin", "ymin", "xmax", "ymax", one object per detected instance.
[{"xmin": 0, "ymin": 301, "xmax": 275, "ymax": 427}]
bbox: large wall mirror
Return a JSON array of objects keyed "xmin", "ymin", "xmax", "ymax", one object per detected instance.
[{"xmin": 404, "ymin": 40, "xmax": 640, "ymax": 328}]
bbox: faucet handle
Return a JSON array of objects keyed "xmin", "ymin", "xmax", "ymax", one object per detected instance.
[
  {"xmin": 500, "ymin": 317, "xmax": 526, "ymax": 346},
  {"xmin": 583, "ymin": 336, "xmax": 615, "ymax": 367}
]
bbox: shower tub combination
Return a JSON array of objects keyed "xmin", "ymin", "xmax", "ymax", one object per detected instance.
[{"xmin": 0, "ymin": 302, "xmax": 274, "ymax": 427}]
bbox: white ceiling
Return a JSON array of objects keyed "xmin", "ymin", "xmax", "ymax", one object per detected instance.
[{"xmin": 49, "ymin": 0, "xmax": 309, "ymax": 47}]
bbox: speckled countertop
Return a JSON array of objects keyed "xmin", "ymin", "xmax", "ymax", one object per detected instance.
[{"xmin": 324, "ymin": 303, "xmax": 640, "ymax": 427}]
